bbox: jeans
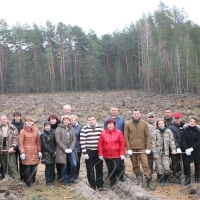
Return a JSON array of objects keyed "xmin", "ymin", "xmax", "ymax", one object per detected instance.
[
  {"xmin": 45, "ymin": 164, "xmax": 55, "ymax": 184},
  {"xmin": 24, "ymin": 165, "xmax": 37, "ymax": 186},
  {"xmin": 75, "ymin": 152, "xmax": 82, "ymax": 178},
  {"xmin": 61, "ymin": 151, "xmax": 77, "ymax": 184},
  {"xmin": 85, "ymin": 150, "xmax": 104, "ymax": 189},
  {"xmin": 105, "ymin": 158, "xmax": 121, "ymax": 186}
]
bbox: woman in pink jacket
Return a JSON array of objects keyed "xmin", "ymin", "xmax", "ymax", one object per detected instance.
[{"xmin": 98, "ymin": 118, "xmax": 125, "ymax": 187}]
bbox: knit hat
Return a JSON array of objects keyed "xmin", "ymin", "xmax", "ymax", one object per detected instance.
[{"xmin": 44, "ymin": 121, "xmax": 51, "ymax": 127}]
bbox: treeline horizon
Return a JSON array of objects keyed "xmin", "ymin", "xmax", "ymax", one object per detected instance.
[{"xmin": 1, "ymin": 2, "xmax": 200, "ymax": 94}]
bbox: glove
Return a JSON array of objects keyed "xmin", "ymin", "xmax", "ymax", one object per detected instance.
[
  {"xmin": 65, "ymin": 149, "xmax": 69, "ymax": 153},
  {"xmin": 99, "ymin": 156, "xmax": 103, "ymax": 160},
  {"xmin": 145, "ymin": 149, "xmax": 151, "ymax": 154},
  {"xmin": 188, "ymin": 148, "xmax": 194, "ymax": 152},
  {"xmin": 68, "ymin": 149, "xmax": 72, "ymax": 153},
  {"xmin": 127, "ymin": 150, "xmax": 133, "ymax": 155},
  {"xmin": 38, "ymin": 152, "xmax": 42, "ymax": 158},
  {"xmin": 186, "ymin": 151, "xmax": 191, "ymax": 156},
  {"xmin": 120, "ymin": 155, "xmax": 125, "ymax": 160},
  {"xmin": 177, "ymin": 148, "xmax": 182, "ymax": 153},
  {"xmin": 83, "ymin": 154, "xmax": 89, "ymax": 160},
  {"xmin": 20, "ymin": 153, "xmax": 25, "ymax": 160}
]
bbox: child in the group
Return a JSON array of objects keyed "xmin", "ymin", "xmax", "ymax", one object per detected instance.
[
  {"xmin": 151, "ymin": 119, "xmax": 176, "ymax": 186},
  {"xmin": 40, "ymin": 121, "xmax": 56, "ymax": 187}
]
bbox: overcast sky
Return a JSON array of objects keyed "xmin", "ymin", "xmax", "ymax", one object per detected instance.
[{"xmin": 0, "ymin": 0, "xmax": 199, "ymax": 36}]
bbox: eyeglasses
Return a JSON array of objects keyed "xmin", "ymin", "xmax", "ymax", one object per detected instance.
[{"xmin": 148, "ymin": 116, "xmax": 154, "ymax": 118}]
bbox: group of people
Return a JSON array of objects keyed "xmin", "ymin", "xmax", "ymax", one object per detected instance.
[{"xmin": 0, "ymin": 105, "xmax": 199, "ymax": 191}]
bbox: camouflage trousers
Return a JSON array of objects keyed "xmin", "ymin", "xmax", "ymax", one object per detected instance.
[
  {"xmin": 155, "ymin": 154, "xmax": 170, "ymax": 175},
  {"xmin": 0, "ymin": 150, "xmax": 19, "ymax": 180},
  {"xmin": 170, "ymin": 153, "xmax": 182, "ymax": 178}
]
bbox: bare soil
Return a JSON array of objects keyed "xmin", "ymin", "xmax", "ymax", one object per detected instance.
[{"xmin": 0, "ymin": 90, "xmax": 200, "ymax": 200}]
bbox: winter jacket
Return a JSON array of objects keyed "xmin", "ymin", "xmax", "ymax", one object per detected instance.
[
  {"xmin": 104, "ymin": 116, "xmax": 125, "ymax": 134},
  {"xmin": 0, "ymin": 123, "xmax": 18, "ymax": 151},
  {"xmin": 151, "ymin": 128, "xmax": 176, "ymax": 156},
  {"xmin": 55, "ymin": 124, "xmax": 76, "ymax": 164},
  {"xmin": 19, "ymin": 125, "xmax": 41, "ymax": 165},
  {"xmin": 182, "ymin": 125, "xmax": 200, "ymax": 163},
  {"xmin": 40, "ymin": 129, "xmax": 56, "ymax": 164},
  {"xmin": 98, "ymin": 127, "xmax": 125, "ymax": 158},
  {"xmin": 169, "ymin": 121, "xmax": 184, "ymax": 149},
  {"xmin": 124, "ymin": 119, "xmax": 151, "ymax": 150},
  {"xmin": 72, "ymin": 123, "xmax": 82, "ymax": 153}
]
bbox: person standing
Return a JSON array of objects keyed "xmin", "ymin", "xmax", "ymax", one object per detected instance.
[
  {"xmin": 0, "ymin": 115, "xmax": 19, "ymax": 180},
  {"xmin": 70, "ymin": 115, "xmax": 82, "ymax": 181},
  {"xmin": 152, "ymin": 119, "xmax": 176, "ymax": 186},
  {"xmin": 48, "ymin": 114, "xmax": 61, "ymax": 182},
  {"xmin": 146, "ymin": 112, "xmax": 156, "ymax": 176},
  {"xmin": 99, "ymin": 119, "xmax": 125, "ymax": 187},
  {"xmin": 80, "ymin": 115, "xmax": 105, "ymax": 191},
  {"xmin": 125, "ymin": 108, "xmax": 155, "ymax": 190},
  {"xmin": 169, "ymin": 112, "xmax": 184, "ymax": 182},
  {"xmin": 164, "ymin": 108, "xmax": 173, "ymax": 127},
  {"xmin": 40, "ymin": 121, "xmax": 56, "ymax": 187},
  {"xmin": 55, "ymin": 115, "xmax": 77, "ymax": 186},
  {"xmin": 104, "ymin": 106, "xmax": 126, "ymax": 182},
  {"xmin": 182, "ymin": 116, "xmax": 200, "ymax": 185},
  {"xmin": 19, "ymin": 116, "xmax": 42, "ymax": 187},
  {"xmin": 11, "ymin": 111, "xmax": 24, "ymax": 181}
]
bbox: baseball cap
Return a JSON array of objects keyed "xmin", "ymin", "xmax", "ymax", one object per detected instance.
[
  {"xmin": 147, "ymin": 112, "xmax": 155, "ymax": 117},
  {"xmin": 174, "ymin": 112, "xmax": 182, "ymax": 118}
]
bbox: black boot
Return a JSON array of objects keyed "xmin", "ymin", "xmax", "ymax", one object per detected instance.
[
  {"xmin": 136, "ymin": 173, "xmax": 143, "ymax": 187},
  {"xmin": 160, "ymin": 174, "xmax": 165, "ymax": 187},
  {"xmin": 183, "ymin": 175, "xmax": 191, "ymax": 185},
  {"xmin": 146, "ymin": 176, "xmax": 155, "ymax": 190},
  {"xmin": 165, "ymin": 174, "xmax": 170, "ymax": 186},
  {"xmin": 195, "ymin": 175, "xmax": 199, "ymax": 183},
  {"xmin": 157, "ymin": 174, "xmax": 163, "ymax": 183}
]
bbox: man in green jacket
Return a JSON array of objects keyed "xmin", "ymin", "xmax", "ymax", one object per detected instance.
[{"xmin": 125, "ymin": 108, "xmax": 155, "ymax": 190}]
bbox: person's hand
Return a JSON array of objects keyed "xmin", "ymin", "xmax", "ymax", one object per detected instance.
[
  {"xmin": 8, "ymin": 147, "xmax": 14, "ymax": 153},
  {"xmin": 20, "ymin": 153, "xmax": 25, "ymax": 160},
  {"xmin": 176, "ymin": 148, "xmax": 182, "ymax": 153},
  {"xmin": 171, "ymin": 151, "xmax": 177, "ymax": 154},
  {"xmin": 120, "ymin": 155, "xmax": 125, "ymax": 160},
  {"xmin": 53, "ymin": 152, "xmax": 56, "ymax": 157},
  {"xmin": 186, "ymin": 151, "xmax": 191, "ymax": 156},
  {"xmin": 83, "ymin": 154, "xmax": 89, "ymax": 160},
  {"xmin": 154, "ymin": 155, "xmax": 159, "ymax": 159},
  {"xmin": 188, "ymin": 148, "xmax": 194, "ymax": 152},
  {"xmin": 38, "ymin": 152, "xmax": 42, "ymax": 158},
  {"xmin": 68, "ymin": 149, "xmax": 72, "ymax": 153},
  {"xmin": 127, "ymin": 150, "xmax": 133, "ymax": 155},
  {"xmin": 99, "ymin": 156, "xmax": 103, "ymax": 160},
  {"xmin": 65, "ymin": 149, "xmax": 69, "ymax": 153},
  {"xmin": 145, "ymin": 149, "xmax": 151, "ymax": 154}
]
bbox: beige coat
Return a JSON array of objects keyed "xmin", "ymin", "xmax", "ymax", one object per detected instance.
[
  {"xmin": 0, "ymin": 123, "xmax": 18, "ymax": 151},
  {"xmin": 125, "ymin": 119, "xmax": 151, "ymax": 150},
  {"xmin": 19, "ymin": 125, "xmax": 41, "ymax": 165},
  {"xmin": 55, "ymin": 124, "xmax": 76, "ymax": 164}
]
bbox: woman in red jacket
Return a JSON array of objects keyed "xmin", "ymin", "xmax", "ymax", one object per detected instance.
[{"xmin": 98, "ymin": 118, "xmax": 125, "ymax": 187}]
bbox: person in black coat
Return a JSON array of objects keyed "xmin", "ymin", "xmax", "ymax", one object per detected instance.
[
  {"xmin": 41, "ymin": 121, "xmax": 56, "ymax": 187},
  {"xmin": 182, "ymin": 116, "xmax": 200, "ymax": 185}
]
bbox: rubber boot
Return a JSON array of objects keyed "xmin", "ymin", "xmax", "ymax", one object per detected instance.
[
  {"xmin": 160, "ymin": 174, "xmax": 165, "ymax": 187},
  {"xmin": 183, "ymin": 175, "xmax": 191, "ymax": 185},
  {"xmin": 136, "ymin": 173, "xmax": 143, "ymax": 187},
  {"xmin": 146, "ymin": 176, "xmax": 155, "ymax": 190},
  {"xmin": 157, "ymin": 174, "xmax": 163, "ymax": 183},
  {"xmin": 165, "ymin": 174, "xmax": 170, "ymax": 186}
]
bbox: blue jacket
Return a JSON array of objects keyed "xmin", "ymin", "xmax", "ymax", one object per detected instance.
[
  {"xmin": 72, "ymin": 123, "xmax": 82, "ymax": 153},
  {"xmin": 104, "ymin": 116, "xmax": 125, "ymax": 134}
]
